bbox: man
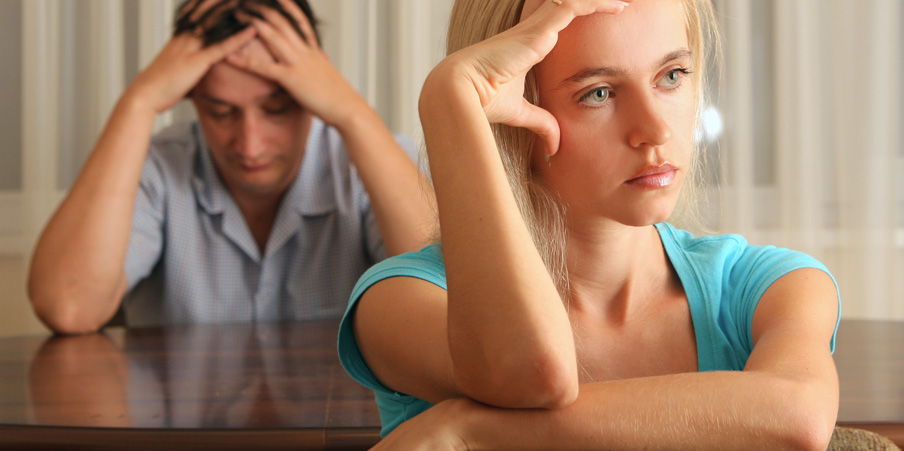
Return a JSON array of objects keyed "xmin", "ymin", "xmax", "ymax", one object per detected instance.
[{"xmin": 28, "ymin": 0, "xmax": 433, "ymax": 334}]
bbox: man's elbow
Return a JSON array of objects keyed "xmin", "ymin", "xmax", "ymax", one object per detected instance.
[{"xmin": 28, "ymin": 281, "xmax": 109, "ymax": 335}]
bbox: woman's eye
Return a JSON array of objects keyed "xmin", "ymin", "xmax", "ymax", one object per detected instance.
[
  {"xmin": 580, "ymin": 87, "xmax": 610, "ymax": 105},
  {"xmin": 657, "ymin": 68, "xmax": 690, "ymax": 88}
]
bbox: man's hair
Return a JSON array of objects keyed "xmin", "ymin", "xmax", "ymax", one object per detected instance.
[{"xmin": 174, "ymin": 0, "xmax": 320, "ymax": 46}]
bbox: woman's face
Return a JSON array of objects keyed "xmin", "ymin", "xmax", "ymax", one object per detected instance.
[{"xmin": 533, "ymin": 0, "xmax": 696, "ymax": 228}]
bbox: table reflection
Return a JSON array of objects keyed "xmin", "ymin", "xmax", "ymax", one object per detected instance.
[
  {"xmin": 4, "ymin": 320, "xmax": 902, "ymax": 449},
  {"xmin": 22, "ymin": 321, "xmax": 378, "ymax": 432},
  {"xmin": 30, "ymin": 332, "xmax": 131, "ymax": 427}
]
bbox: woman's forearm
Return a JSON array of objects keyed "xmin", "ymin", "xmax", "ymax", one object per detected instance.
[
  {"xmin": 455, "ymin": 369, "xmax": 837, "ymax": 451},
  {"xmin": 418, "ymin": 59, "xmax": 577, "ymax": 408}
]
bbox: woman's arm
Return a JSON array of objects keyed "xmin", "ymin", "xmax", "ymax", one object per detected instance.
[
  {"xmin": 372, "ymin": 268, "xmax": 839, "ymax": 451},
  {"xmin": 354, "ymin": 0, "xmax": 636, "ymax": 409}
]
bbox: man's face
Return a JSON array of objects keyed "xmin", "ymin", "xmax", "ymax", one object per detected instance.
[{"xmin": 190, "ymin": 41, "xmax": 311, "ymax": 200}]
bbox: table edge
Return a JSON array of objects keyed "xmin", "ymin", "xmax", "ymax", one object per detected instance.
[{"xmin": 0, "ymin": 424, "xmax": 381, "ymax": 451}]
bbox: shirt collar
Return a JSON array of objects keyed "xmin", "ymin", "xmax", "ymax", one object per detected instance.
[{"xmin": 192, "ymin": 123, "xmax": 227, "ymax": 215}]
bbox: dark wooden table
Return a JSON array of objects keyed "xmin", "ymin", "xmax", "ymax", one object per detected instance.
[
  {"xmin": 0, "ymin": 320, "xmax": 381, "ymax": 450},
  {"xmin": 0, "ymin": 319, "xmax": 901, "ymax": 449}
]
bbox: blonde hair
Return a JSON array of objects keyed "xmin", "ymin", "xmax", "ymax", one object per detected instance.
[{"xmin": 444, "ymin": 0, "xmax": 720, "ymax": 299}]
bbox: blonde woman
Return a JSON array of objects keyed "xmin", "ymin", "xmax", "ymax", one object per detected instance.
[{"xmin": 339, "ymin": 0, "xmax": 841, "ymax": 448}]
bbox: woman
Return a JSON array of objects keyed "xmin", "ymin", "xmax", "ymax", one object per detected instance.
[{"xmin": 339, "ymin": 0, "xmax": 841, "ymax": 448}]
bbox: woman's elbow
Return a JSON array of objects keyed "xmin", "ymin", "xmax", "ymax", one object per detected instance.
[
  {"xmin": 779, "ymin": 412, "xmax": 835, "ymax": 451},
  {"xmin": 457, "ymin": 353, "xmax": 578, "ymax": 409},
  {"xmin": 528, "ymin": 354, "xmax": 580, "ymax": 408},
  {"xmin": 771, "ymin": 383, "xmax": 838, "ymax": 451}
]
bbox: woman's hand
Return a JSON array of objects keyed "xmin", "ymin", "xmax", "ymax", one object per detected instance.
[
  {"xmin": 444, "ymin": 0, "xmax": 632, "ymax": 156},
  {"xmin": 123, "ymin": 0, "xmax": 257, "ymax": 115},
  {"xmin": 226, "ymin": 0, "xmax": 367, "ymax": 130}
]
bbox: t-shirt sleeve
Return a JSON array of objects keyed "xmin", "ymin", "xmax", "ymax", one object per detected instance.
[
  {"xmin": 728, "ymin": 245, "xmax": 841, "ymax": 354},
  {"xmin": 123, "ymin": 150, "xmax": 166, "ymax": 291},
  {"xmin": 337, "ymin": 244, "xmax": 446, "ymax": 395}
]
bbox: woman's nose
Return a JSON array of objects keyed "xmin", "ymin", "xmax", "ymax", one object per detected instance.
[{"xmin": 626, "ymin": 92, "xmax": 672, "ymax": 149}]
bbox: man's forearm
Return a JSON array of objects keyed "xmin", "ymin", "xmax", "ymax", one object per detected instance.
[
  {"xmin": 28, "ymin": 95, "xmax": 157, "ymax": 334},
  {"xmin": 334, "ymin": 104, "xmax": 436, "ymax": 256}
]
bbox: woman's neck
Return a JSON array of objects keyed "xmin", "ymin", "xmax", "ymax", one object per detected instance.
[{"xmin": 564, "ymin": 220, "xmax": 676, "ymax": 325}]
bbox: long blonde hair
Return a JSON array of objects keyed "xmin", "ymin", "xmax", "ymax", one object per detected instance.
[{"xmin": 444, "ymin": 0, "xmax": 720, "ymax": 299}]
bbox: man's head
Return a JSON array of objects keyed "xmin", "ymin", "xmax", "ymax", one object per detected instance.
[
  {"xmin": 175, "ymin": 0, "xmax": 320, "ymax": 201},
  {"xmin": 174, "ymin": 0, "xmax": 320, "ymax": 46}
]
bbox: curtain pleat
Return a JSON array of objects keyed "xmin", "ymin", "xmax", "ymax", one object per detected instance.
[{"xmin": 715, "ymin": 0, "xmax": 902, "ymax": 319}]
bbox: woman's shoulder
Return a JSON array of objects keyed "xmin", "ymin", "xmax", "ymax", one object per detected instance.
[
  {"xmin": 657, "ymin": 222, "xmax": 833, "ymax": 306},
  {"xmin": 656, "ymin": 223, "xmax": 838, "ymax": 370},
  {"xmin": 656, "ymin": 222, "xmax": 748, "ymax": 255},
  {"xmin": 351, "ymin": 243, "xmax": 448, "ymax": 303},
  {"xmin": 655, "ymin": 222, "xmax": 826, "ymax": 274}
]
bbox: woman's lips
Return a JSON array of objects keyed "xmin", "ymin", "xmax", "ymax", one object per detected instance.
[{"xmin": 625, "ymin": 164, "xmax": 677, "ymax": 189}]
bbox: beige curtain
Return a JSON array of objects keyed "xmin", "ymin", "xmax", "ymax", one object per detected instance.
[
  {"xmin": 714, "ymin": 0, "xmax": 903, "ymax": 320},
  {"xmin": 5, "ymin": 0, "xmax": 901, "ymax": 334}
]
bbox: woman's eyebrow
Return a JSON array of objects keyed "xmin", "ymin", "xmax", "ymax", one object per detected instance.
[
  {"xmin": 557, "ymin": 48, "xmax": 693, "ymax": 89},
  {"xmin": 657, "ymin": 48, "xmax": 692, "ymax": 69},
  {"xmin": 558, "ymin": 66, "xmax": 626, "ymax": 90}
]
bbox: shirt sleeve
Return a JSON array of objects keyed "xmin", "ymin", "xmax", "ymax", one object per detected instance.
[
  {"xmin": 337, "ymin": 244, "xmax": 446, "ymax": 395},
  {"xmin": 728, "ymin": 245, "xmax": 841, "ymax": 354},
  {"xmin": 123, "ymin": 149, "xmax": 167, "ymax": 291}
]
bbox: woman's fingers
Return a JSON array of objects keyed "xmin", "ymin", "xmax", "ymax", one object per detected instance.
[
  {"xmin": 511, "ymin": 100, "xmax": 561, "ymax": 158},
  {"xmin": 521, "ymin": 0, "xmax": 632, "ymax": 20}
]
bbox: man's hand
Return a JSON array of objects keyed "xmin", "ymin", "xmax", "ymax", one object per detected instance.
[
  {"xmin": 225, "ymin": 0, "xmax": 368, "ymax": 130},
  {"xmin": 123, "ymin": 0, "xmax": 257, "ymax": 115}
]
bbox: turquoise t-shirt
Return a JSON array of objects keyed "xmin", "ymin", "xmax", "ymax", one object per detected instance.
[{"xmin": 337, "ymin": 223, "xmax": 841, "ymax": 437}]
